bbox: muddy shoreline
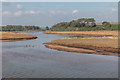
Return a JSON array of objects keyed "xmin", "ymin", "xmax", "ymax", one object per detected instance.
[{"xmin": 43, "ymin": 43, "xmax": 119, "ymax": 56}]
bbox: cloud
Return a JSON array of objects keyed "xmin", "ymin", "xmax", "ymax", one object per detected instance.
[
  {"xmin": 72, "ymin": 9, "xmax": 78, "ymax": 14},
  {"xmin": 14, "ymin": 11, "xmax": 22, "ymax": 16},
  {"xmin": 3, "ymin": 10, "xmax": 67, "ymax": 17},
  {"xmin": 3, "ymin": 11, "xmax": 23, "ymax": 16},
  {"xmin": 25, "ymin": 10, "xmax": 40, "ymax": 15},
  {"xmin": 17, "ymin": 4, "xmax": 22, "ymax": 9},
  {"xmin": 3, "ymin": 11, "xmax": 12, "ymax": 15},
  {"xmin": 111, "ymin": 8, "xmax": 117, "ymax": 12},
  {"xmin": 29, "ymin": 10, "xmax": 36, "ymax": 14},
  {"xmin": 50, "ymin": 10, "xmax": 67, "ymax": 15}
]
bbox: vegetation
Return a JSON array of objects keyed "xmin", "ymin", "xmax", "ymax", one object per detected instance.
[
  {"xmin": 44, "ymin": 36, "xmax": 118, "ymax": 56},
  {"xmin": 50, "ymin": 18, "xmax": 118, "ymax": 31},
  {"xmin": 102, "ymin": 21, "xmax": 111, "ymax": 27},
  {"xmin": 45, "ymin": 26, "xmax": 50, "ymax": 30},
  {"xmin": 45, "ymin": 31, "xmax": 118, "ymax": 36},
  {"xmin": 49, "ymin": 37, "xmax": 118, "ymax": 49},
  {"xmin": 1, "ymin": 25, "xmax": 41, "ymax": 31},
  {"xmin": 1, "ymin": 32, "xmax": 37, "ymax": 41},
  {"xmin": 44, "ymin": 30, "xmax": 118, "ymax": 56}
]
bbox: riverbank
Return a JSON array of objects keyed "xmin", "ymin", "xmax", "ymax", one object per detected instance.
[
  {"xmin": 0, "ymin": 32, "xmax": 37, "ymax": 41},
  {"xmin": 45, "ymin": 31, "xmax": 118, "ymax": 37},
  {"xmin": 44, "ymin": 37, "xmax": 119, "ymax": 56}
]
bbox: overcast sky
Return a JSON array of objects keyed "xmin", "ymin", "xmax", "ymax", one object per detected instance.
[{"xmin": 2, "ymin": 2, "xmax": 118, "ymax": 27}]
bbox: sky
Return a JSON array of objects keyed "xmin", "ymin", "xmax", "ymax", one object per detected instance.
[{"xmin": 2, "ymin": 2, "xmax": 118, "ymax": 27}]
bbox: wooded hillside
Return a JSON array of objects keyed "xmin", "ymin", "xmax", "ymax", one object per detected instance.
[{"xmin": 50, "ymin": 18, "xmax": 118, "ymax": 31}]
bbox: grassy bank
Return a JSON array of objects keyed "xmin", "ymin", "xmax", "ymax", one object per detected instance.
[
  {"xmin": 45, "ymin": 31, "xmax": 118, "ymax": 36},
  {"xmin": 44, "ymin": 36, "xmax": 118, "ymax": 56},
  {"xmin": 0, "ymin": 32, "xmax": 37, "ymax": 41}
]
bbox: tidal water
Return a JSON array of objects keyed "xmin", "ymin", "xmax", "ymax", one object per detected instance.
[{"xmin": 2, "ymin": 32, "xmax": 118, "ymax": 78}]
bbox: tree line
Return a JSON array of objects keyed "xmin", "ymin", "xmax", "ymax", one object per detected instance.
[
  {"xmin": 1, "ymin": 18, "xmax": 118, "ymax": 31},
  {"xmin": 49, "ymin": 18, "xmax": 118, "ymax": 31},
  {"xmin": 1, "ymin": 25, "xmax": 41, "ymax": 31}
]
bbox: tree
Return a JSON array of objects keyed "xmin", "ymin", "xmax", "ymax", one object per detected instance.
[
  {"xmin": 91, "ymin": 23, "xmax": 96, "ymax": 27},
  {"xmin": 45, "ymin": 26, "xmax": 49, "ymax": 30},
  {"xmin": 102, "ymin": 21, "xmax": 111, "ymax": 27},
  {"xmin": 2, "ymin": 25, "xmax": 41, "ymax": 31},
  {"xmin": 50, "ymin": 18, "xmax": 97, "ymax": 31}
]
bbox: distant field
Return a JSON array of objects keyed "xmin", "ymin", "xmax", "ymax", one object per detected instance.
[
  {"xmin": 45, "ymin": 31, "xmax": 118, "ymax": 36},
  {"xmin": 0, "ymin": 32, "xmax": 37, "ymax": 41}
]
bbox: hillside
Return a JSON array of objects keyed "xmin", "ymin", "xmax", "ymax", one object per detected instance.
[{"xmin": 50, "ymin": 18, "xmax": 118, "ymax": 31}]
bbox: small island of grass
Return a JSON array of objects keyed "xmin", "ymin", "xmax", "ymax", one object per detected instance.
[
  {"xmin": 0, "ymin": 32, "xmax": 37, "ymax": 41},
  {"xmin": 44, "ymin": 36, "xmax": 118, "ymax": 56},
  {"xmin": 0, "ymin": 25, "xmax": 42, "ymax": 41}
]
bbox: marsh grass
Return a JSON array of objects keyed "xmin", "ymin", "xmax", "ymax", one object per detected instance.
[
  {"xmin": 50, "ymin": 37, "xmax": 118, "ymax": 49},
  {"xmin": 45, "ymin": 31, "xmax": 118, "ymax": 36},
  {"xmin": 0, "ymin": 32, "xmax": 37, "ymax": 40}
]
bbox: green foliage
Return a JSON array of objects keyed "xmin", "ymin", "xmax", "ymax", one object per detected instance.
[
  {"xmin": 45, "ymin": 26, "xmax": 49, "ymax": 30},
  {"xmin": 1, "ymin": 25, "xmax": 41, "ymax": 31},
  {"xmin": 50, "ymin": 18, "xmax": 118, "ymax": 31},
  {"xmin": 102, "ymin": 21, "xmax": 111, "ymax": 27},
  {"xmin": 50, "ymin": 18, "xmax": 96, "ymax": 31}
]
